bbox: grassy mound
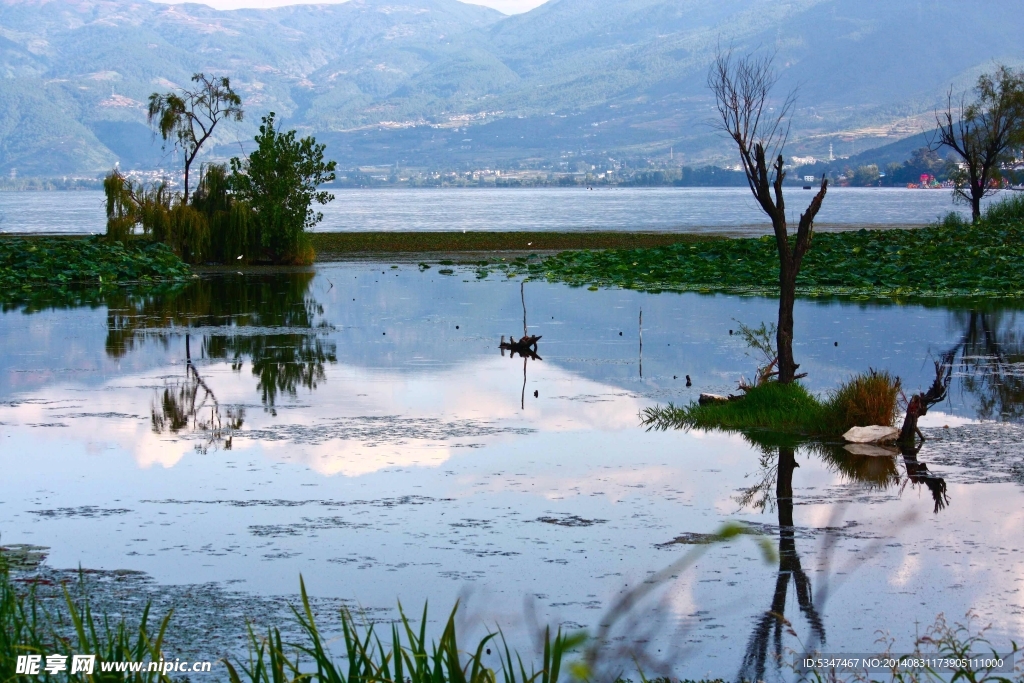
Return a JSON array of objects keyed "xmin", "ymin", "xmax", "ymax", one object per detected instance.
[
  {"xmin": 499, "ymin": 194, "xmax": 1024, "ymax": 298},
  {"xmin": 642, "ymin": 371, "xmax": 900, "ymax": 438},
  {"xmin": 0, "ymin": 236, "xmax": 191, "ymax": 301}
]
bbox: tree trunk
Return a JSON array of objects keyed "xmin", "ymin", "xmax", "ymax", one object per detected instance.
[
  {"xmin": 776, "ymin": 266, "xmax": 798, "ymax": 384},
  {"xmin": 183, "ymin": 164, "xmax": 191, "ymax": 206},
  {"xmin": 971, "ymin": 190, "xmax": 982, "ymax": 223}
]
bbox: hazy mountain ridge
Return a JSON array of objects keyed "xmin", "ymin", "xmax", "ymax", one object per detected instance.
[{"xmin": 1, "ymin": 0, "xmax": 1022, "ymax": 175}]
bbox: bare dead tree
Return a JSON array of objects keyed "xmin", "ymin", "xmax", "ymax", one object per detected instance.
[
  {"xmin": 934, "ymin": 65, "xmax": 1024, "ymax": 222},
  {"xmin": 897, "ymin": 357, "xmax": 952, "ymax": 447},
  {"xmin": 708, "ymin": 49, "xmax": 828, "ymax": 384}
]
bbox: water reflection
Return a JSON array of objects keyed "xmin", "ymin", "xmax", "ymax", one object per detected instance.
[
  {"xmin": 105, "ymin": 273, "xmax": 337, "ymax": 413},
  {"xmin": 899, "ymin": 443, "xmax": 949, "ymax": 513},
  {"xmin": 947, "ymin": 311, "xmax": 1024, "ymax": 421},
  {"xmin": 740, "ymin": 445, "xmax": 824, "ymax": 682},
  {"xmin": 151, "ymin": 335, "xmax": 245, "ymax": 453},
  {"xmin": 737, "ymin": 437, "xmax": 951, "ymax": 680},
  {"xmin": 499, "ymin": 282, "xmax": 542, "ymax": 409}
]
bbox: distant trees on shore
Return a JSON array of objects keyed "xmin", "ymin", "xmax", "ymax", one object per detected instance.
[{"xmin": 935, "ymin": 65, "xmax": 1024, "ymax": 222}]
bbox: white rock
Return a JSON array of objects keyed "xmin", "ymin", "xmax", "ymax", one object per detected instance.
[
  {"xmin": 698, "ymin": 393, "xmax": 730, "ymax": 405},
  {"xmin": 844, "ymin": 443, "xmax": 898, "ymax": 457},
  {"xmin": 842, "ymin": 425, "xmax": 899, "ymax": 444}
]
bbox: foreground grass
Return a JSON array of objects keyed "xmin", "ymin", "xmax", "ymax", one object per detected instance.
[
  {"xmin": 0, "ymin": 236, "xmax": 191, "ymax": 301},
  {"xmin": 642, "ymin": 372, "xmax": 900, "ymax": 439},
  {"xmin": 3, "ymin": 546, "xmax": 1020, "ymax": 682},
  {"xmin": 495, "ymin": 196, "xmax": 1024, "ymax": 298}
]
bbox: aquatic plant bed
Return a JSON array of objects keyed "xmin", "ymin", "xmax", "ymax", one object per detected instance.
[
  {"xmin": 310, "ymin": 230, "xmax": 712, "ymax": 257},
  {"xmin": 492, "ymin": 211, "xmax": 1024, "ymax": 298},
  {"xmin": 0, "ymin": 236, "xmax": 191, "ymax": 298}
]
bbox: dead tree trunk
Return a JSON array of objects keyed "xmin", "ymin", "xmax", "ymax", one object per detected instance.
[
  {"xmin": 758, "ymin": 150, "xmax": 827, "ymax": 383},
  {"xmin": 709, "ymin": 50, "xmax": 828, "ymax": 384},
  {"xmin": 898, "ymin": 360, "xmax": 952, "ymax": 446}
]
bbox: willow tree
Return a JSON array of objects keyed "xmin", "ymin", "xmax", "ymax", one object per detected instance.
[
  {"xmin": 708, "ymin": 49, "xmax": 828, "ymax": 384},
  {"xmin": 148, "ymin": 73, "xmax": 243, "ymax": 203}
]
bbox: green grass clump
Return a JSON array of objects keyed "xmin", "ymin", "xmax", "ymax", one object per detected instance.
[
  {"xmin": 823, "ymin": 369, "xmax": 900, "ymax": 429},
  {"xmin": 0, "ymin": 236, "xmax": 191, "ymax": 302},
  {"xmin": 643, "ymin": 371, "xmax": 900, "ymax": 438},
  {"xmin": 643, "ymin": 382, "xmax": 828, "ymax": 436},
  {"xmin": 501, "ymin": 195, "xmax": 1024, "ymax": 298}
]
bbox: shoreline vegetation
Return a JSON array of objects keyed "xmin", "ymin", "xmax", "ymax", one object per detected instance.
[{"xmin": 3, "ymin": 194, "xmax": 1023, "ymax": 304}]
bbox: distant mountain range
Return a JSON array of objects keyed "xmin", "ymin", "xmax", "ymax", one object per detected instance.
[{"xmin": 1, "ymin": 0, "xmax": 1022, "ymax": 176}]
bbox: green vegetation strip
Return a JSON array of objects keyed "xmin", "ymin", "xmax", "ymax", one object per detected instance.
[
  {"xmin": 492, "ymin": 199, "xmax": 1024, "ymax": 299},
  {"xmin": 0, "ymin": 236, "xmax": 191, "ymax": 297},
  {"xmin": 642, "ymin": 371, "xmax": 899, "ymax": 440},
  {"xmin": 310, "ymin": 230, "xmax": 712, "ymax": 255}
]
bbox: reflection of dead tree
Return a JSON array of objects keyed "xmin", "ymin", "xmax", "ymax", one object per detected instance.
[
  {"xmin": 152, "ymin": 333, "xmax": 244, "ymax": 453},
  {"xmin": 499, "ymin": 281, "xmax": 542, "ymax": 409},
  {"xmin": 739, "ymin": 447, "xmax": 824, "ymax": 683},
  {"xmin": 499, "ymin": 335, "xmax": 542, "ymax": 359},
  {"xmin": 898, "ymin": 442, "xmax": 949, "ymax": 513}
]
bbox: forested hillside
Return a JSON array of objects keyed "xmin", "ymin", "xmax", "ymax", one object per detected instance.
[{"xmin": 1, "ymin": 0, "xmax": 1021, "ymax": 175}]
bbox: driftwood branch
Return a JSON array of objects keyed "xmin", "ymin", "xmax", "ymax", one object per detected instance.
[{"xmin": 898, "ymin": 360, "xmax": 952, "ymax": 445}]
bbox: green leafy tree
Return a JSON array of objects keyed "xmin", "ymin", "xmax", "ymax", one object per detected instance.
[
  {"xmin": 148, "ymin": 74, "xmax": 243, "ymax": 204},
  {"xmin": 851, "ymin": 164, "xmax": 880, "ymax": 186},
  {"xmin": 230, "ymin": 112, "xmax": 337, "ymax": 263},
  {"xmin": 935, "ymin": 65, "xmax": 1024, "ymax": 222}
]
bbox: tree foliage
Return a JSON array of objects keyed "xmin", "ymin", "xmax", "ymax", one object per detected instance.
[
  {"xmin": 935, "ymin": 65, "xmax": 1024, "ymax": 222},
  {"xmin": 230, "ymin": 112, "xmax": 337, "ymax": 264},
  {"xmin": 147, "ymin": 73, "xmax": 243, "ymax": 203}
]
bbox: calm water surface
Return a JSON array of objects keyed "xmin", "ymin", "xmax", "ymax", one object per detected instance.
[
  {"xmin": 0, "ymin": 187, "xmax": 990, "ymax": 234},
  {"xmin": 1, "ymin": 267, "xmax": 1022, "ymax": 678}
]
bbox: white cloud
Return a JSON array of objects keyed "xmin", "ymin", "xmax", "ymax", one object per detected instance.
[{"xmin": 152, "ymin": 0, "xmax": 548, "ymax": 15}]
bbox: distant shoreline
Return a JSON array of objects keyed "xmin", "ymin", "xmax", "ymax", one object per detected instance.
[{"xmin": 1, "ymin": 225, "xmax": 929, "ymax": 260}]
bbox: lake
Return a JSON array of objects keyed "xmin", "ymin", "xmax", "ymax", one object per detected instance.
[
  {"xmin": 0, "ymin": 187, "xmax": 989, "ymax": 235},
  {"xmin": 1, "ymin": 265, "xmax": 1022, "ymax": 679}
]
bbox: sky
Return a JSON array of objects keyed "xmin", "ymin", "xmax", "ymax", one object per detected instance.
[{"xmin": 155, "ymin": 0, "xmax": 548, "ymax": 14}]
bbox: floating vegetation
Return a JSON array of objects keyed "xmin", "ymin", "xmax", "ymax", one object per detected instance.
[
  {"xmin": 27, "ymin": 507, "xmax": 132, "ymax": 519},
  {"xmin": 536, "ymin": 515, "xmax": 607, "ymax": 527},
  {"xmin": 141, "ymin": 495, "xmax": 452, "ymax": 508},
  {"xmin": 0, "ymin": 545, "xmax": 49, "ymax": 572},
  {"xmin": 0, "ymin": 236, "xmax": 192, "ymax": 304},
  {"xmin": 242, "ymin": 415, "xmax": 535, "ymax": 446},
  {"xmin": 492, "ymin": 197, "xmax": 1024, "ymax": 299}
]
